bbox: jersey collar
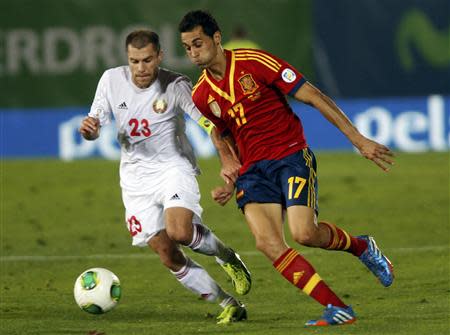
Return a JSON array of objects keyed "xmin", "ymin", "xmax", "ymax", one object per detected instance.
[{"xmin": 203, "ymin": 49, "xmax": 236, "ymax": 104}]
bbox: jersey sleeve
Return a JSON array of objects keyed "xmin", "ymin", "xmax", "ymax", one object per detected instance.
[
  {"xmin": 173, "ymin": 78, "xmax": 215, "ymax": 135},
  {"xmin": 253, "ymin": 50, "xmax": 306, "ymax": 96},
  {"xmin": 89, "ymin": 70, "xmax": 113, "ymax": 126},
  {"xmin": 199, "ymin": 101, "xmax": 229, "ymax": 136},
  {"xmin": 192, "ymin": 84, "xmax": 229, "ymax": 136},
  {"xmin": 173, "ymin": 77, "xmax": 202, "ymax": 122}
]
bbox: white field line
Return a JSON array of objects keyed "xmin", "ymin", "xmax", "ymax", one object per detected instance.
[{"xmin": 0, "ymin": 245, "xmax": 448, "ymax": 262}]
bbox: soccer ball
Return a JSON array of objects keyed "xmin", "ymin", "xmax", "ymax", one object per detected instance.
[{"xmin": 73, "ymin": 268, "xmax": 121, "ymax": 314}]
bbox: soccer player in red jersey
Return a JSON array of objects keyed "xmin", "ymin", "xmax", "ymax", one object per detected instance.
[{"xmin": 179, "ymin": 10, "xmax": 395, "ymax": 326}]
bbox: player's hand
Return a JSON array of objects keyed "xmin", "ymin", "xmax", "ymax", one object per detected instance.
[
  {"xmin": 220, "ymin": 156, "xmax": 241, "ymax": 185},
  {"xmin": 210, "ymin": 128, "xmax": 241, "ymax": 183},
  {"xmin": 211, "ymin": 183, "xmax": 235, "ymax": 206},
  {"xmin": 79, "ymin": 117, "xmax": 100, "ymax": 140},
  {"xmin": 356, "ymin": 137, "xmax": 394, "ymax": 172}
]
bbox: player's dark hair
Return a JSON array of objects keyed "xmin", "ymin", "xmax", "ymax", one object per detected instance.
[
  {"xmin": 178, "ymin": 10, "xmax": 221, "ymax": 37},
  {"xmin": 125, "ymin": 30, "xmax": 160, "ymax": 52}
]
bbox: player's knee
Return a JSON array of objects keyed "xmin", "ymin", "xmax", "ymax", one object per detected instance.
[
  {"xmin": 292, "ymin": 231, "xmax": 319, "ymax": 247},
  {"xmin": 165, "ymin": 208, "xmax": 194, "ymax": 244},
  {"xmin": 166, "ymin": 222, "xmax": 192, "ymax": 245}
]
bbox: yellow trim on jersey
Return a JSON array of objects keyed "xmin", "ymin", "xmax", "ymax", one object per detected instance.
[
  {"xmin": 235, "ymin": 57, "xmax": 280, "ymax": 73},
  {"xmin": 302, "ymin": 273, "xmax": 322, "ymax": 295},
  {"xmin": 197, "ymin": 115, "xmax": 213, "ymax": 135},
  {"xmin": 235, "ymin": 49, "xmax": 281, "ymax": 67},
  {"xmin": 203, "ymin": 51, "xmax": 236, "ymax": 104},
  {"xmin": 192, "ymin": 72, "xmax": 206, "ymax": 96},
  {"xmin": 235, "ymin": 50, "xmax": 281, "ymax": 72}
]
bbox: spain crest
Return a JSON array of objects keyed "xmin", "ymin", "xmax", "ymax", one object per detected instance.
[{"xmin": 238, "ymin": 74, "xmax": 258, "ymax": 95}]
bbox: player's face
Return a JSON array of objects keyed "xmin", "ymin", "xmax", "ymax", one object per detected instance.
[
  {"xmin": 181, "ymin": 26, "xmax": 220, "ymax": 69},
  {"xmin": 127, "ymin": 43, "xmax": 163, "ymax": 88}
]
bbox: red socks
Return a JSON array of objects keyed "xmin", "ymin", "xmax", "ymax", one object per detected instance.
[
  {"xmin": 320, "ymin": 221, "xmax": 368, "ymax": 257},
  {"xmin": 273, "ymin": 248, "xmax": 346, "ymax": 308}
]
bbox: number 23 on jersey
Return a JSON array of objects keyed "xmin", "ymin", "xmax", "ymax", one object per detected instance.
[{"xmin": 129, "ymin": 118, "xmax": 151, "ymax": 137}]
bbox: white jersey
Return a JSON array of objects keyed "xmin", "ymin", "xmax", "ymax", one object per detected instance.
[{"xmin": 89, "ymin": 66, "xmax": 203, "ymax": 195}]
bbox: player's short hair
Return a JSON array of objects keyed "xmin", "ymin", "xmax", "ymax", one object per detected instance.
[
  {"xmin": 125, "ymin": 30, "xmax": 160, "ymax": 52},
  {"xmin": 178, "ymin": 10, "xmax": 221, "ymax": 37}
]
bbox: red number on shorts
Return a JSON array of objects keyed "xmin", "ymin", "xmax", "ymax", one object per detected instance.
[
  {"xmin": 129, "ymin": 118, "xmax": 151, "ymax": 137},
  {"xmin": 127, "ymin": 215, "xmax": 142, "ymax": 236}
]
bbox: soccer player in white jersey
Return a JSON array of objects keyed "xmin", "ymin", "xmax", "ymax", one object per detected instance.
[{"xmin": 79, "ymin": 29, "xmax": 250, "ymax": 324}]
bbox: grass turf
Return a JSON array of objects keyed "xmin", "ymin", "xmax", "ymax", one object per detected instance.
[{"xmin": 1, "ymin": 152, "xmax": 449, "ymax": 334}]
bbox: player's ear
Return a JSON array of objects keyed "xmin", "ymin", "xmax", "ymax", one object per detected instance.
[
  {"xmin": 158, "ymin": 50, "xmax": 164, "ymax": 62},
  {"xmin": 213, "ymin": 31, "xmax": 222, "ymax": 46}
]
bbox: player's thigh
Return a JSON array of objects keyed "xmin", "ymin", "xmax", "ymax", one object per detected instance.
[
  {"xmin": 122, "ymin": 191, "xmax": 165, "ymax": 247},
  {"xmin": 280, "ymin": 148, "xmax": 318, "ymax": 212},
  {"xmin": 244, "ymin": 202, "xmax": 287, "ymax": 260},
  {"xmin": 286, "ymin": 205, "xmax": 317, "ymax": 241}
]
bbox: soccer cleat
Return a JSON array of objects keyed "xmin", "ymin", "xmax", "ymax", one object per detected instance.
[
  {"xmin": 219, "ymin": 250, "xmax": 252, "ymax": 295},
  {"xmin": 358, "ymin": 235, "xmax": 394, "ymax": 287},
  {"xmin": 305, "ymin": 304, "xmax": 356, "ymax": 327},
  {"xmin": 216, "ymin": 303, "xmax": 247, "ymax": 325}
]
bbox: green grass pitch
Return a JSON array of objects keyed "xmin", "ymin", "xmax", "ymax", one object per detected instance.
[{"xmin": 1, "ymin": 152, "xmax": 449, "ymax": 335}]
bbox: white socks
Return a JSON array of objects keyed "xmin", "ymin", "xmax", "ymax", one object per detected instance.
[
  {"xmin": 188, "ymin": 224, "xmax": 234, "ymax": 263},
  {"xmin": 171, "ymin": 258, "xmax": 236, "ymax": 305}
]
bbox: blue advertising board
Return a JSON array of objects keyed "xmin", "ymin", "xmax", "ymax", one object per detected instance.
[{"xmin": 1, "ymin": 95, "xmax": 449, "ymax": 160}]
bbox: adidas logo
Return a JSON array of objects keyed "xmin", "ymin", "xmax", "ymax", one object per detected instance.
[
  {"xmin": 293, "ymin": 271, "xmax": 304, "ymax": 285},
  {"xmin": 118, "ymin": 102, "xmax": 128, "ymax": 109},
  {"xmin": 170, "ymin": 193, "xmax": 180, "ymax": 200}
]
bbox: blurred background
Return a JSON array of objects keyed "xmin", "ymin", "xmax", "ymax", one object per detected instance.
[
  {"xmin": 0, "ymin": 0, "xmax": 449, "ymax": 159},
  {"xmin": 0, "ymin": 3, "xmax": 448, "ymax": 333}
]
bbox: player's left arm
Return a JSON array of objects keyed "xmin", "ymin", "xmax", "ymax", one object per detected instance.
[{"xmin": 293, "ymin": 82, "xmax": 394, "ymax": 171}]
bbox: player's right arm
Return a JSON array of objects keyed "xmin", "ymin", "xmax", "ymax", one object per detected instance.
[
  {"xmin": 79, "ymin": 117, "xmax": 100, "ymax": 140},
  {"xmin": 79, "ymin": 70, "xmax": 113, "ymax": 141}
]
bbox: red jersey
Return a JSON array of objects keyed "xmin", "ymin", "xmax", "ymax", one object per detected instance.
[{"xmin": 192, "ymin": 48, "xmax": 308, "ymax": 174}]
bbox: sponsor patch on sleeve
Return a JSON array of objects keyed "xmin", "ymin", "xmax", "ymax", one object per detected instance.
[{"xmin": 281, "ymin": 68, "xmax": 297, "ymax": 83}]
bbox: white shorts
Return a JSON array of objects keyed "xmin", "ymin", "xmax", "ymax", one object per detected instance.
[{"xmin": 122, "ymin": 166, "xmax": 203, "ymax": 247}]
